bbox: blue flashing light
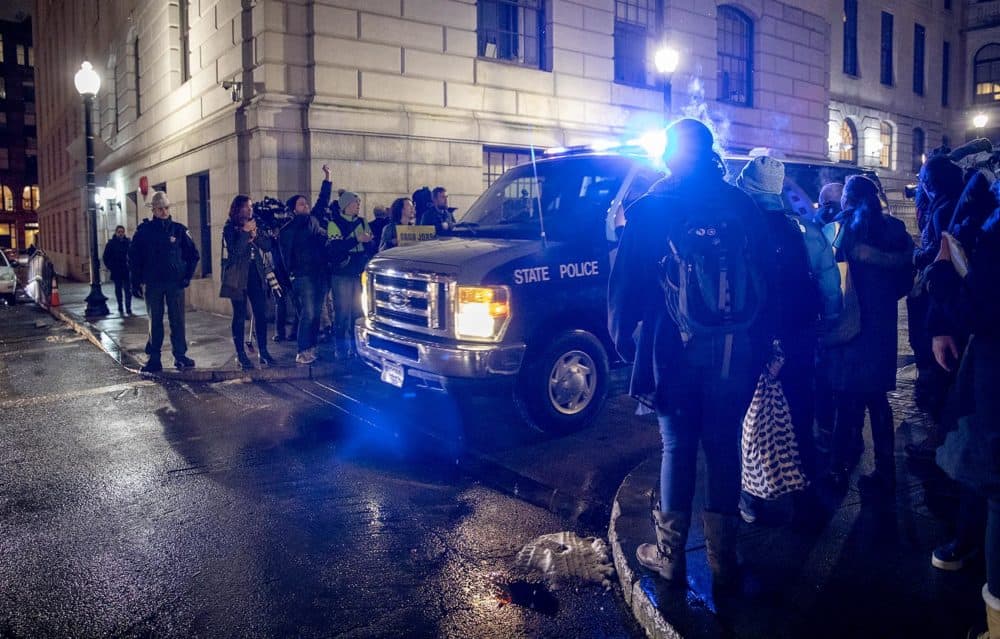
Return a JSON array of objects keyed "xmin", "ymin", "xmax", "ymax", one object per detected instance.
[{"xmin": 625, "ymin": 129, "xmax": 668, "ymax": 162}]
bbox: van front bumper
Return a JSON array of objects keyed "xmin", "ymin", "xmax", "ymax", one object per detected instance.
[{"xmin": 355, "ymin": 322, "xmax": 526, "ymax": 390}]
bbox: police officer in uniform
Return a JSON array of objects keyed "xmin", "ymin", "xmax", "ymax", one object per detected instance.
[{"xmin": 128, "ymin": 191, "xmax": 200, "ymax": 372}]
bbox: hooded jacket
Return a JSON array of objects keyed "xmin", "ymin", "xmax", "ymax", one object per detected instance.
[{"xmin": 915, "ymin": 157, "xmax": 964, "ymax": 269}]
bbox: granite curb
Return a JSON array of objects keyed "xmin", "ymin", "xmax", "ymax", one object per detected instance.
[{"xmin": 608, "ymin": 456, "xmax": 686, "ymax": 639}]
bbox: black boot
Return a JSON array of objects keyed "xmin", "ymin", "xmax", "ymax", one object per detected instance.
[
  {"xmin": 234, "ymin": 339, "xmax": 254, "ymax": 370},
  {"xmin": 258, "ymin": 347, "xmax": 276, "ymax": 367}
]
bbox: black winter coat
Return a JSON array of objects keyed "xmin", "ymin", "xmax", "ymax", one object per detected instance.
[
  {"xmin": 826, "ymin": 211, "xmax": 915, "ymax": 393},
  {"xmin": 930, "ymin": 207, "xmax": 1000, "ymax": 495},
  {"xmin": 279, "ymin": 215, "xmax": 328, "ymax": 279},
  {"xmin": 219, "ymin": 221, "xmax": 272, "ymax": 300},
  {"xmin": 608, "ymin": 171, "xmax": 771, "ymax": 412},
  {"xmin": 102, "ymin": 236, "xmax": 130, "ymax": 280},
  {"xmin": 128, "ymin": 217, "xmax": 200, "ymax": 288},
  {"xmin": 915, "ymin": 191, "xmax": 960, "ymax": 270},
  {"xmin": 419, "ymin": 206, "xmax": 455, "ymax": 234}
]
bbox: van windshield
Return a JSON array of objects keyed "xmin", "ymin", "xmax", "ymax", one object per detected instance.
[{"xmin": 455, "ymin": 157, "xmax": 630, "ymax": 240}]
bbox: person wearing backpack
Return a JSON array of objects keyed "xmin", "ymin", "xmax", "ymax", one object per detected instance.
[
  {"xmin": 327, "ymin": 191, "xmax": 374, "ymax": 358},
  {"xmin": 609, "ymin": 118, "xmax": 772, "ymax": 590},
  {"xmin": 825, "ymin": 175, "xmax": 915, "ymax": 496},
  {"xmin": 736, "ymin": 157, "xmax": 842, "ymax": 524}
]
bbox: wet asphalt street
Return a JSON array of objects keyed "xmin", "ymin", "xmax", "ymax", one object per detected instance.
[{"xmin": 0, "ymin": 302, "xmax": 651, "ymax": 638}]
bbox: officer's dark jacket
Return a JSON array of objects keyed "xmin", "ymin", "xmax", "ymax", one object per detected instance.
[{"xmin": 128, "ymin": 217, "xmax": 200, "ymax": 288}]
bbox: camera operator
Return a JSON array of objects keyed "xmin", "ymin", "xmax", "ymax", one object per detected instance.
[{"xmin": 253, "ymin": 197, "xmax": 297, "ymax": 343}]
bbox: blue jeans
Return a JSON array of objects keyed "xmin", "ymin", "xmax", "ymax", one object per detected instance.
[
  {"xmin": 291, "ymin": 275, "xmax": 326, "ymax": 352},
  {"xmin": 656, "ymin": 344, "xmax": 753, "ymax": 515},
  {"xmin": 144, "ymin": 284, "xmax": 187, "ymax": 359},
  {"xmin": 331, "ymin": 273, "xmax": 361, "ymax": 354}
]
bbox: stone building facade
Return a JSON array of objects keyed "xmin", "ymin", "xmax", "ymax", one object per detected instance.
[{"xmin": 33, "ymin": 0, "xmax": 998, "ymax": 313}]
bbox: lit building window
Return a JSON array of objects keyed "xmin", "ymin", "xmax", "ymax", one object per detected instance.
[
  {"xmin": 0, "ymin": 78, "xmax": 5, "ymax": 100},
  {"xmin": 26, "ymin": 45, "xmax": 33, "ymax": 68},
  {"xmin": 880, "ymin": 122, "xmax": 893, "ymax": 169},
  {"xmin": 839, "ymin": 120, "xmax": 857, "ymax": 164},
  {"xmin": 477, "ymin": 0, "xmax": 546, "ymax": 69},
  {"xmin": 614, "ymin": 0, "xmax": 658, "ymax": 87},
  {"xmin": 717, "ymin": 5, "xmax": 753, "ymax": 106},
  {"xmin": 22, "ymin": 186, "xmax": 39, "ymax": 211},
  {"xmin": 0, "ymin": 34, "xmax": 4, "ymax": 63},
  {"xmin": 0, "ymin": 186, "xmax": 14, "ymax": 211},
  {"xmin": 974, "ymin": 43, "xmax": 1000, "ymax": 104},
  {"xmin": 16, "ymin": 44, "xmax": 25, "ymax": 66}
]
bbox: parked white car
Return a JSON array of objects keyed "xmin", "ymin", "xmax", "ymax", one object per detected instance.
[{"xmin": 0, "ymin": 250, "xmax": 17, "ymax": 304}]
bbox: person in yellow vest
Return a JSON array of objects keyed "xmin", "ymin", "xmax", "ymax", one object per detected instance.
[{"xmin": 327, "ymin": 191, "xmax": 374, "ymax": 358}]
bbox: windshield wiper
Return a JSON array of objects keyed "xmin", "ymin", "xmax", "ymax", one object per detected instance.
[{"xmin": 451, "ymin": 221, "xmax": 480, "ymax": 234}]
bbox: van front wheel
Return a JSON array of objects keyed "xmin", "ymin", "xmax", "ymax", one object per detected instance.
[{"xmin": 514, "ymin": 330, "xmax": 609, "ymax": 434}]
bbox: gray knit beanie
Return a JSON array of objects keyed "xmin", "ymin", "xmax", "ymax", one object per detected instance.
[{"xmin": 738, "ymin": 156, "xmax": 786, "ymax": 195}]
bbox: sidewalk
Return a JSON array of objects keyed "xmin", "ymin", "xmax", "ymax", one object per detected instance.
[
  {"xmin": 609, "ymin": 372, "xmax": 986, "ymax": 638},
  {"xmin": 47, "ymin": 280, "xmax": 347, "ymax": 382}
]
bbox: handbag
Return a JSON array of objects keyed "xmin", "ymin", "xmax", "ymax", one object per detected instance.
[{"xmin": 741, "ymin": 342, "xmax": 810, "ymax": 500}]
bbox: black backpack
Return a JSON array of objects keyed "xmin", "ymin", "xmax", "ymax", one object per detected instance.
[{"xmin": 660, "ymin": 209, "xmax": 764, "ymax": 342}]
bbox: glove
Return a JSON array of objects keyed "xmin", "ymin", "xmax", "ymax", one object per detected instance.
[{"xmin": 132, "ymin": 283, "xmax": 144, "ymax": 299}]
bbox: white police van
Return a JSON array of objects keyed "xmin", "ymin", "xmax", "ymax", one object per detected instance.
[{"xmin": 356, "ymin": 145, "xmax": 875, "ymax": 433}]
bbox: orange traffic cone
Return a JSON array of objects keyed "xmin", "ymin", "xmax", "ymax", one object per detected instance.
[{"xmin": 49, "ymin": 276, "xmax": 61, "ymax": 307}]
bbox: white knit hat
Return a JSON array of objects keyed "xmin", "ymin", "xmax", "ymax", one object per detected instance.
[{"xmin": 145, "ymin": 191, "xmax": 170, "ymax": 209}]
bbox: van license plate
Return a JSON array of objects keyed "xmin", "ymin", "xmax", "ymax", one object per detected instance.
[{"xmin": 381, "ymin": 361, "xmax": 405, "ymax": 388}]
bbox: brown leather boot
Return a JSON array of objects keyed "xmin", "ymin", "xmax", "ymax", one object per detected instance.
[{"xmin": 635, "ymin": 510, "xmax": 690, "ymax": 582}]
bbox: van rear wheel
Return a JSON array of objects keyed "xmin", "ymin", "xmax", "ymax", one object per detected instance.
[{"xmin": 514, "ymin": 330, "xmax": 609, "ymax": 434}]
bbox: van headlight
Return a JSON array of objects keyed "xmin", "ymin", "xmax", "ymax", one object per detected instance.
[
  {"xmin": 360, "ymin": 270, "xmax": 371, "ymax": 317},
  {"xmin": 455, "ymin": 286, "xmax": 511, "ymax": 340}
]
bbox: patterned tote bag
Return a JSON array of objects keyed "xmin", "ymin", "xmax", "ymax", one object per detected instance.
[{"xmin": 741, "ymin": 342, "xmax": 810, "ymax": 499}]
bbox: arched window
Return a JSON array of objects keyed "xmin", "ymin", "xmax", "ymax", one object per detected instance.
[
  {"xmin": 0, "ymin": 185, "xmax": 13, "ymax": 211},
  {"xmin": 880, "ymin": 121, "xmax": 894, "ymax": 169},
  {"xmin": 717, "ymin": 6, "xmax": 753, "ymax": 106},
  {"xmin": 840, "ymin": 119, "xmax": 857, "ymax": 164},
  {"xmin": 974, "ymin": 44, "xmax": 1000, "ymax": 104},
  {"xmin": 22, "ymin": 185, "xmax": 39, "ymax": 211},
  {"xmin": 912, "ymin": 127, "xmax": 925, "ymax": 172}
]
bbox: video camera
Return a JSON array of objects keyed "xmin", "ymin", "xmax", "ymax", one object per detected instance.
[{"xmin": 252, "ymin": 197, "xmax": 290, "ymax": 234}]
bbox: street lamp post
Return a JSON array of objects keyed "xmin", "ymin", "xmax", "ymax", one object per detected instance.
[
  {"xmin": 654, "ymin": 46, "xmax": 680, "ymax": 116},
  {"xmin": 74, "ymin": 61, "xmax": 109, "ymax": 317}
]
